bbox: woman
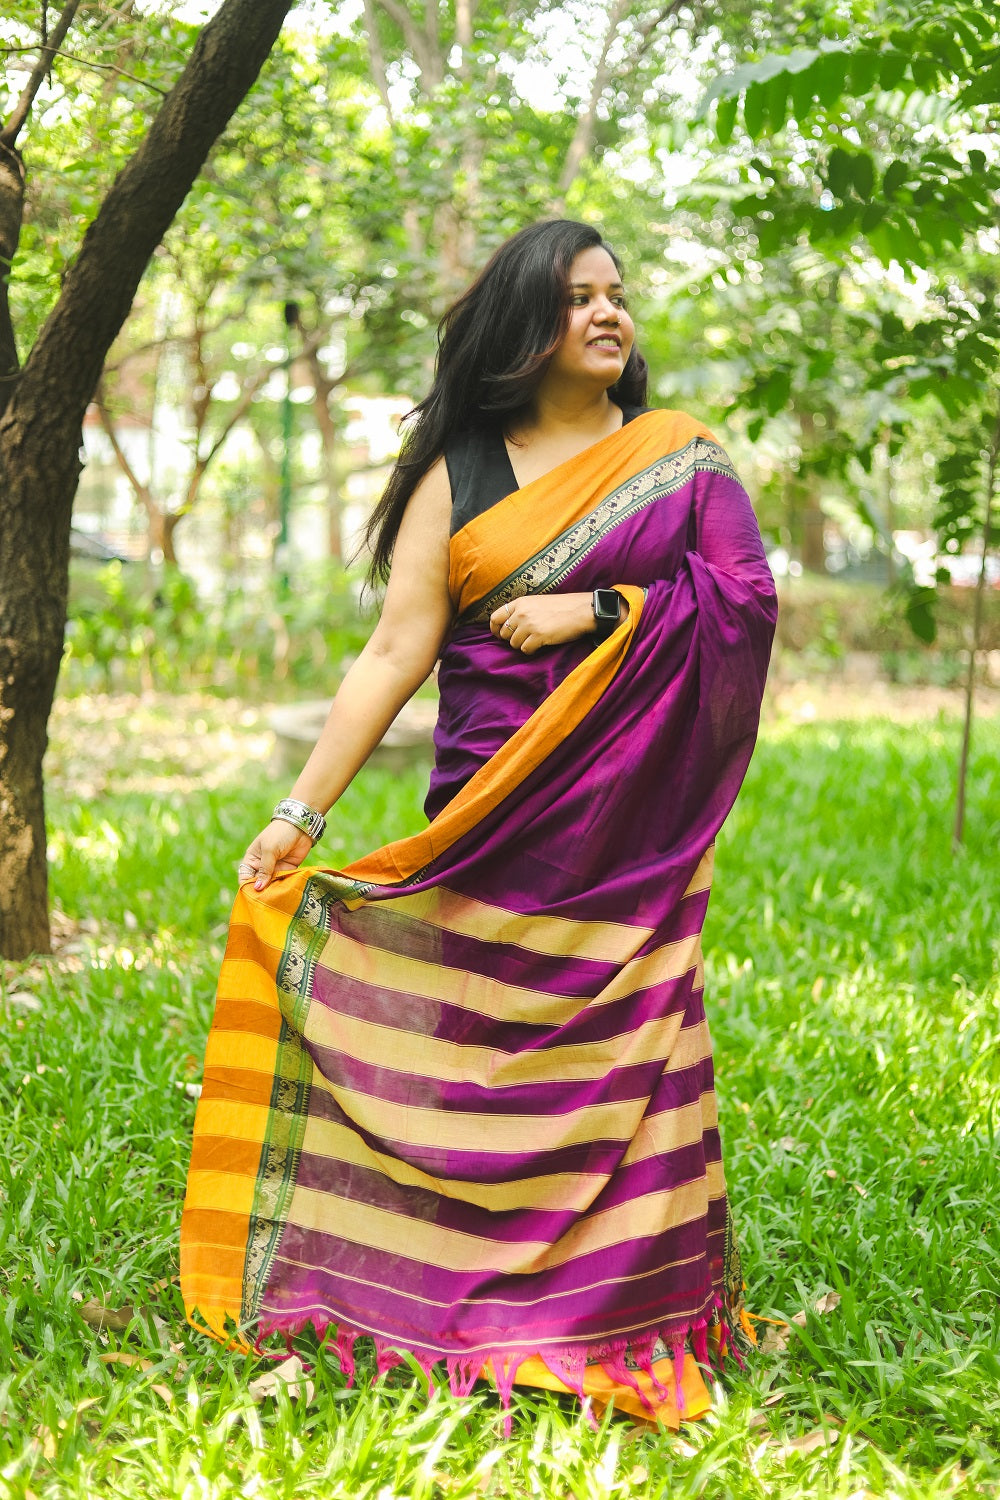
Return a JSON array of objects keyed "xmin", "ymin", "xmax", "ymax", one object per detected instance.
[{"xmin": 180, "ymin": 220, "xmax": 777, "ymax": 1427}]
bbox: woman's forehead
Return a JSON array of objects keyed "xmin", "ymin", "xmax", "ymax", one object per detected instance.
[{"xmin": 567, "ymin": 245, "xmax": 622, "ymax": 286}]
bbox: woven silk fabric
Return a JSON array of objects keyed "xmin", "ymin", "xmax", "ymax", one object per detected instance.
[{"xmin": 180, "ymin": 409, "xmax": 777, "ymax": 1415}]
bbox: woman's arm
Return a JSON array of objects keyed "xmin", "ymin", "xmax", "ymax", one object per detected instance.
[{"xmin": 243, "ymin": 458, "xmax": 454, "ymax": 888}]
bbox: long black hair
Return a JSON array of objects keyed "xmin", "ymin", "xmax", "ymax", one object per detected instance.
[{"xmin": 363, "ymin": 219, "xmax": 648, "ymax": 584}]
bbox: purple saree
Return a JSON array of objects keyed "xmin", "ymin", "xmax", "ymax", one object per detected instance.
[{"xmin": 180, "ymin": 408, "xmax": 777, "ymax": 1424}]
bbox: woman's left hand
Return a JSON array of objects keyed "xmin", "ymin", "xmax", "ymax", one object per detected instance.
[{"xmin": 489, "ymin": 592, "xmax": 611, "ymax": 655}]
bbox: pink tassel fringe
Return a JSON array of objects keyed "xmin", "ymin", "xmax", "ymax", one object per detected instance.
[{"xmin": 252, "ymin": 1300, "xmax": 748, "ymax": 1432}]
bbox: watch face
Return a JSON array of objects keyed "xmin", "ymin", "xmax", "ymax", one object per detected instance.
[{"xmin": 594, "ymin": 589, "xmax": 620, "ymax": 620}]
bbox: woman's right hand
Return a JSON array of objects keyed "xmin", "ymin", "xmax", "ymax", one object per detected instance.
[{"xmin": 238, "ymin": 820, "xmax": 315, "ymax": 892}]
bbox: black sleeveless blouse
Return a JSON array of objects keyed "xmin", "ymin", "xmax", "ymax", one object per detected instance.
[{"xmin": 445, "ymin": 403, "xmax": 648, "ymax": 536}]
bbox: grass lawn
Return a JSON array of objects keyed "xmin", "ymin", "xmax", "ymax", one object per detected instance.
[{"xmin": 2, "ymin": 690, "xmax": 998, "ymax": 1499}]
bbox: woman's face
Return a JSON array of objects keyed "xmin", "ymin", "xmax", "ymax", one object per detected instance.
[{"xmin": 547, "ymin": 245, "xmax": 636, "ymax": 391}]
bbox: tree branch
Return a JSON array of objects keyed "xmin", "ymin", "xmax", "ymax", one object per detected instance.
[
  {"xmin": 4, "ymin": 0, "xmax": 295, "ymax": 511},
  {"xmin": 95, "ymin": 385, "xmax": 157, "ymax": 519},
  {"xmin": 628, "ymin": 0, "xmax": 685, "ymax": 60},
  {"xmin": 551, "ymin": 0, "xmax": 630, "ymax": 208},
  {"xmin": 374, "ymin": 0, "xmax": 442, "ymax": 88},
  {"xmin": 362, "ymin": 0, "xmax": 395, "ymax": 119},
  {"xmin": 0, "ymin": 1, "xmax": 82, "ymax": 149},
  {"xmin": 193, "ymin": 361, "xmax": 272, "ymax": 475},
  {"xmin": 0, "ymin": 44, "xmax": 169, "ymax": 97}
]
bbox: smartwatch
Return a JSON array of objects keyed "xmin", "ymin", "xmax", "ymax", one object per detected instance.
[{"xmin": 592, "ymin": 588, "xmax": 622, "ymax": 642}]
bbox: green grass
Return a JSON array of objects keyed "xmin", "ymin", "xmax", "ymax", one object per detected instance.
[{"xmin": 2, "ymin": 698, "xmax": 998, "ymax": 1498}]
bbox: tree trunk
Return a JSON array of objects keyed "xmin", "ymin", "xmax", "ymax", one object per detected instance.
[
  {"xmin": 801, "ymin": 489, "xmax": 827, "ymax": 573},
  {"xmin": 0, "ymin": 454, "xmax": 78, "ymax": 957},
  {"xmin": 953, "ymin": 402, "xmax": 1000, "ymax": 849},
  {"xmin": 797, "ymin": 410, "xmax": 826, "ymax": 574},
  {"xmin": 0, "ymin": 0, "xmax": 294, "ymax": 959},
  {"xmin": 0, "ymin": 141, "xmax": 25, "ymax": 402},
  {"xmin": 301, "ymin": 342, "xmax": 343, "ymax": 563}
]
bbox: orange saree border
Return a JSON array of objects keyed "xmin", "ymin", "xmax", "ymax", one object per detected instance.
[
  {"xmin": 448, "ymin": 409, "xmax": 712, "ymax": 617},
  {"xmin": 341, "ymin": 583, "xmax": 645, "ymax": 886}
]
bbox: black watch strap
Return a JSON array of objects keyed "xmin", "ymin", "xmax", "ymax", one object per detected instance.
[{"xmin": 592, "ymin": 588, "xmax": 621, "ymax": 642}]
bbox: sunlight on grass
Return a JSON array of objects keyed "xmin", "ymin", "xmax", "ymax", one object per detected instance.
[{"xmin": 1, "ymin": 702, "xmax": 998, "ymax": 1498}]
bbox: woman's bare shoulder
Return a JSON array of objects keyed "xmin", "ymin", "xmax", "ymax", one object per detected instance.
[{"xmin": 392, "ymin": 455, "xmax": 453, "ymax": 570}]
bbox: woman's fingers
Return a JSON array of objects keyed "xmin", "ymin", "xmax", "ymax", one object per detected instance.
[
  {"xmin": 488, "ymin": 603, "xmax": 514, "ymax": 639},
  {"xmin": 238, "ymin": 823, "xmax": 312, "ymax": 893},
  {"xmin": 489, "ymin": 594, "xmax": 593, "ymax": 651}
]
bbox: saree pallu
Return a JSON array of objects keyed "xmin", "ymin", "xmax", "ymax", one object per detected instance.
[{"xmin": 180, "ymin": 409, "xmax": 777, "ymax": 1426}]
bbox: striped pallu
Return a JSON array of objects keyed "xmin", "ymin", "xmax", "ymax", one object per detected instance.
[{"xmin": 180, "ymin": 410, "xmax": 777, "ymax": 1424}]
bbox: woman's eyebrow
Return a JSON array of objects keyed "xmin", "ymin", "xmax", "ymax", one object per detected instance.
[{"xmin": 569, "ymin": 280, "xmax": 625, "ymax": 291}]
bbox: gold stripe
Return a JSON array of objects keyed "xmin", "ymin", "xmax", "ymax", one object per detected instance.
[
  {"xmin": 309, "ymin": 924, "xmax": 702, "ymax": 1027},
  {"xmin": 303, "ymin": 1002, "xmax": 686, "ymax": 1089},
  {"xmin": 285, "ymin": 1167, "xmax": 722, "ymax": 1276},
  {"xmin": 684, "ymin": 845, "xmax": 715, "ymax": 897},
  {"xmin": 203, "ymin": 1029, "xmax": 284, "ymax": 1079},
  {"xmin": 385, "ymin": 886, "xmax": 653, "ymax": 964},
  {"xmin": 304, "ymin": 1017, "xmax": 713, "ymax": 1156},
  {"xmin": 290, "ymin": 1091, "xmax": 718, "ymax": 1214},
  {"xmin": 185, "ymin": 1173, "xmax": 258, "ymax": 1215},
  {"xmin": 189, "ymin": 1098, "xmax": 270, "ymax": 1139},
  {"xmin": 592, "ymin": 932, "xmax": 703, "ymax": 1007}
]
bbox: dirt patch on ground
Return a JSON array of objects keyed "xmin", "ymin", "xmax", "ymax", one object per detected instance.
[
  {"xmin": 46, "ymin": 692, "xmax": 274, "ymax": 801},
  {"xmin": 46, "ymin": 678, "xmax": 999, "ymax": 802},
  {"xmin": 766, "ymin": 676, "xmax": 999, "ymax": 724}
]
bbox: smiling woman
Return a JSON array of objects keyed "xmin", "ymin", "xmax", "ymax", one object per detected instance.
[{"xmin": 181, "ymin": 220, "xmax": 777, "ymax": 1429}]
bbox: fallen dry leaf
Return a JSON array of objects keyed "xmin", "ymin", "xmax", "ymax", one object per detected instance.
[
  {"xmin": 248, "ymin": 1354, "xmax": 315, "ymax": 1404},
  {"xmin": 791, "ymin": 1310, "xmax": 808, "ymax": 1328},
  {"xmin": 760, "ymin": 1324, "xmax": 791, "ymax": 1354},
  {"xmin": 771, "ymin": 1419, "xmax": 842, "ymax": 1458},
  {"xmin": 814, "ymin": 1291, "xmax": 842, "ymax": 1315},
  {"xmin": 34, "ymin": 1425, "xmax": 57, "ymax": 1461},
  {"xmin": 150, "ymin": 1276, "xmax": 180, "ymax": 1296},
  {"xmin": 99, "ymin": 1352, "xmax": 152, "ymax": 1370},
  {"xmin": 78, "ymin": 1299, "xmax": 134, "ymax": 1332},
  {"xmin": 150, "ymin": 1383, "xmax": 175, "ymax": 1406},
  {"xmin": 5, "ymin": 991, "xmax": 42, "ymax": 1012}
]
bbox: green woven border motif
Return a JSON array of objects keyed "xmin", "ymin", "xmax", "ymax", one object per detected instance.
[{"xmin": 240, "ymin": 876, "xmax": 343, "ymax": 1321}]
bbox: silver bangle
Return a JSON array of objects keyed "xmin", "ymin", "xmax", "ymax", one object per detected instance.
[{"xmin": 272, "ymin": 797, "xmax": 326, "ymax": 844}]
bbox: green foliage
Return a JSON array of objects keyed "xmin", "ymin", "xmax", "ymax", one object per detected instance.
[
  {"xmin": 772, "ymin": 576, "xmax": 1000, "ymax": 656},
  {"xmin": 0, "ymin": 700, "xmax": 997, "ymax": 1496},
  {"xmin": 63, "ymin": 562, "xmax": 373, "ymax": 696},
  {"xmin": 680, "ymin": 0, "xmax": 1000, "ymax": 640}
]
